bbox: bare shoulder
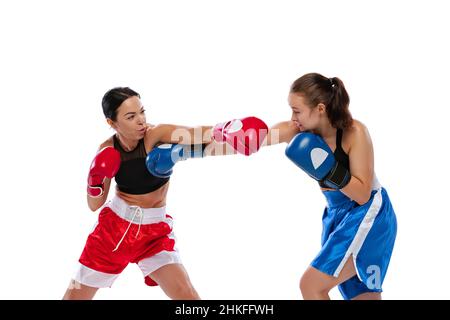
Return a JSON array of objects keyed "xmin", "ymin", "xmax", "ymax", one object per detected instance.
[
  {"xmin": 99, "ymin": 136, "xmax": 114, "ymax": 151},
  {"xmin": 145, "ymin": 123, "xmax": 167, "ymax": 139},
  {"xmin": 344, "ymin": 119, "xmax": 372, "ymax": 151},
  {"xmin": 144, "ymin": 123, "xmax": 164, "ymax": 150},
  {"xmin": 144, "ymin": 123, "xmax": 171, "ymax": 138},
  {"xmin": 348, "ymin": 119, "xmax": 370, "ymax": 137}
]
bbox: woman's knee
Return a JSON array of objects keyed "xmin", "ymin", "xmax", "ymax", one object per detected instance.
[
  {"xmin": 169, "ymin": 280, "xmax": 199, "ymax": 299},
  {"xmin": 300, "ymin": 273, "xmax": 318, "ymax": 295},
  {"xmin": 63, "ymin": 280, "xmax": 99, "ymax": 300},
  {"xmin": 299, "ymin": 270, "xmax": 331, "ymax": 298},
  {"xmin": 352, "ymin": 292, "xmax": 382, "ymax": 300}
]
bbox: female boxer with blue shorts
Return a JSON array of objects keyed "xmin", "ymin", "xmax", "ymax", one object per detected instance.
[{"xmin": 265, "ymin": 73, "xmax": 397, "ymax": 300}]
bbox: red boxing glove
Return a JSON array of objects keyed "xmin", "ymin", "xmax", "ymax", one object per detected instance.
[
  {"xmin": 212, "ymin": 116, "xmax": 268, "ymax": 156},
  {"xmin": 87, "ymin": 147, "xmax": 121, "ymax": 197}
]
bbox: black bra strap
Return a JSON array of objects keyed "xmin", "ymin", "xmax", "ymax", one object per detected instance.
[
  {"xmin": 113, "ymin": 134, "xmax": 122, "ymax": 151},
  {"xmin": 336, "ymin": 129, "xmax": 343, "ymax": 151}
]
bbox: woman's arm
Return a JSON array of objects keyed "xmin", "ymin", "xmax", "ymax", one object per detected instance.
[
  {"xmin": 149, "ymin": 124, "xmax": 212, "ymax": 145},
  {"xmin": 149, "ymin": 117, "xmax": 274, "ymax": 156},
  {"xmin": 340, "ymin": 122, "xmax": 374, "ymax": 205},
  {"xmin": 86, "ymin": 139, "xmax": 116, "ymax": 212},
  {"xmin": 149, "ymin": 123, "xmax": 237, "ymax": 157},
  {"xmin": 263, "ymin": 120, "xmax": 301, "ymax": 146},
  {"xmin": 87, "ymin": 178, "xmax": 112, "ymax": 211},
  {"xmin": 205, "ymin": 119, "xmax": 300, "ymax": 156}
]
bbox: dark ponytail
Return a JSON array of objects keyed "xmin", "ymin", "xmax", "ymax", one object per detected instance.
[
  {"xmin": 290, "ymin": 73, "xmax": 352, "ymax": 129},
  {"xmin": 102, "ymin": 87, "xmax": 140, "ymax": 121}
]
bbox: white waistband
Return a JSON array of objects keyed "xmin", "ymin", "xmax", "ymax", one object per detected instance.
[
  {"xmin": 106, "ymin": 196, "xmax": 167, "ymax": 225},
  {"xmin": 372, "ymin": 174, "xmax": 382, "ymax": 191}
]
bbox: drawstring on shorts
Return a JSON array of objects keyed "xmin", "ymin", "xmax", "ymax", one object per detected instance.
[{"xmin": 112, "ymin": 206, "xmax": 144, "ymax": 252}]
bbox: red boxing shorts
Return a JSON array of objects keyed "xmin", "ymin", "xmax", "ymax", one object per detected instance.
[{"xmin": 73, "ymin": 196, "xmax": 181, "ymax": 288}]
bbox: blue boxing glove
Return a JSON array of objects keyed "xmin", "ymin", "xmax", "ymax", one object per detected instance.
[
  {"xmin": 285, "ymin": 132, "xmax": 351, "ymax": 189},
  {"xmin": 146, "ymin": 143, "xmax": 206, "ymax": 178}
]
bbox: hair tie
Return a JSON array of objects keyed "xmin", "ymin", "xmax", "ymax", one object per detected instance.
[{"xmin": 329, "ymin": 78, "xmax": 335, "ymax": 88}]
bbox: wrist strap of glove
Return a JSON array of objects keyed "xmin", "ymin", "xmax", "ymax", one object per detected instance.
[
  {"xmin": 321, "ymin": 161, "xmax": 351, "ymax": 189},
  {"xmin": 87, "ymin": 184, "xmax": 104, "ymax": 197}
]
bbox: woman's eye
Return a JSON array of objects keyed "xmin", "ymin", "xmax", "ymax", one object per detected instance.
[
  {"xmin": 127, "ymin": 116, "xmax": 135, "ymax": 120},
  {"xmin": 141, "ymin": 109, "xmax": 146, "ymax": 114}
]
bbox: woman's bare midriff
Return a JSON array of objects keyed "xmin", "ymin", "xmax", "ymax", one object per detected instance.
[{"xmin": 116, "ymin": 181, "xmax": 170, "ymax": 208}]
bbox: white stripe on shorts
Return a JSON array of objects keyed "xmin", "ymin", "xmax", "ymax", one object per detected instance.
[
  {"xmin": 333, "ymin": 188, "xmax": 383, "ymax": 278},
  {"xmin": 73, "ymin": 263, "xmax": 120, "ymax": 288}
]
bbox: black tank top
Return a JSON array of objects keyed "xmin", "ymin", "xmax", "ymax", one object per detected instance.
[
  {"xmin": 319, "ymin": 129, "xmax": 350, "ymax": 188},
  {"xmin": 113, "ymin": 135, "xmax": 169, "ymax": 194}
]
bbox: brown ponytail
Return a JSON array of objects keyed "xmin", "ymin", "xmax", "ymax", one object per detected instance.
[{"xmin": 290, "ymin": 73, "xmax": 353, "ymax": 129}]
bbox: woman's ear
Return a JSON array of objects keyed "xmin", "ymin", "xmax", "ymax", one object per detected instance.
[
  {"xmin": 106, "ymin": 118, "xmax": 115, "ymax": 129},
  {"xmin": 317, "ymin": 103, "xmax": 326, "ymax": 114}
]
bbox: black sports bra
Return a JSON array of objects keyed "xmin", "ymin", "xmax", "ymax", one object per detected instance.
[
  {"xmin": 113, "ymin": 135, "xmax": 169, "ymax": 194},
  {"xmin": 319, "ymin": 129, "xmax": 350, "ymax": 188}
]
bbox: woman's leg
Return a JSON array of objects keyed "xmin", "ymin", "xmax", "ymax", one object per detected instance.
[
  {"xmin": 149, "ymin": 263, "xmax": 200, "ymax": 300},
  {"xmin": 63, "ymin": 280, "xmax": 99, "ymax": 300},
  {"xmin": 300, "ymin": 256, "xmax": 357, "ymax": 300},
  {"xmin": 352, "ymin": 292, "xmax": 381, "ymax": 300}
]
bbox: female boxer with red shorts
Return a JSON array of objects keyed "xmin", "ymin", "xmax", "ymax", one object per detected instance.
[{"xmin": 63, "ymin": 87, "xmax": 268, "ymax": 299}]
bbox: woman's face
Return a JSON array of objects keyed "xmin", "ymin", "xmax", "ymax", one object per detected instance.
[
  {"xmin": 288, "ymin": 93, "xmax": 322, "ymax": 131},
  {"xmin": 110, "ymin": 96, "xmax": 147, "ymax": 140}
]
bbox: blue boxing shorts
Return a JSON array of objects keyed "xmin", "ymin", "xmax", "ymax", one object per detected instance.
[{"xmin": 311, "ymin": 187, "xmax": 397, "ymax": 300}]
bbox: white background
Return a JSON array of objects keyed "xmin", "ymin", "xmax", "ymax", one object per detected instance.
[{"xmin": 0, "ymin": 0, "xmax": 449, "ymax": 300}]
